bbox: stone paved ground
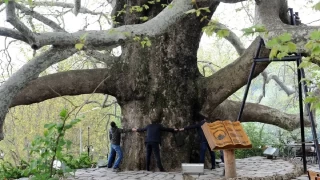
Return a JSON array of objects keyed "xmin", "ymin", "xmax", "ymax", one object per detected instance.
[{"xmin": 59, "ymin": 156, "xmax": 304, "ymax": 180}]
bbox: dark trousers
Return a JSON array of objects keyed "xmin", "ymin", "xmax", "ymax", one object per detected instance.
[
  {"xmin": 220, "ymin": 150, "xmax": 224, "ymax": 163},
  {"xmin": 146, "ymin": 142, "xmax": 165, "ymax": 171},
  {"xmin": 200, "ymin": 142, "xmax": 216, "ymax": 168}
]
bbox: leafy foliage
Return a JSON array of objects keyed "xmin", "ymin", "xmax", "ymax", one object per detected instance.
[
  {"xmin": 266, "ymin": 33, "xmax": 297, "ymax": 59},
  {"xmin": 241, "ymin": 25, "xmax": 266, "ymax": 36},
  {"xmin": 0, "ymin": 109, "xmax": 94, "ymax": 179},
  {"xmin": 202, "ymin": 20, "xmax": 230, "ymax": 38}
]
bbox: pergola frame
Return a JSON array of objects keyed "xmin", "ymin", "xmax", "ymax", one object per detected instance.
[{"xmin": 237, "ymin": 8, "xmax": 320, "ymax": 173}]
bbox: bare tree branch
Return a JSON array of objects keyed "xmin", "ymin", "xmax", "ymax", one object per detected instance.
[
  {"xmin": 15, "ymin": 3, "xmax": 65, "ymax": 32},
  {"xmin": 73, "ymin": 0, "xmax": 81, "ymax": 16},
  {"xmin": 6, "ymin": 1, "xmax": 38, "ymax": 49},
  {"xmin": 0, "ymin": 27, "xmax": 28, "ymax": 43},
  {"xmin": 32, "ymin": 1, "xmax": 108, "ymax": 17}
]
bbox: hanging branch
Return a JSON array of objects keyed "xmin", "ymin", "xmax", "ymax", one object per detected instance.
[{"xmin": 73, "ymin": 0, "xmax": 81, "ymax": 16}]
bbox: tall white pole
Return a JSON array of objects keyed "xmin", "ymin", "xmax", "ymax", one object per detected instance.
[{"xmin": 79, "ymin": 127, "xmax": 82, "ymax": 155}]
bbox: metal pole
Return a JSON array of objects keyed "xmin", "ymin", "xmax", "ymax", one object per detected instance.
[
  {"xmin": 237, "ymin": 61, "xmax": 257, "ymax": 121},
  {"xmin": 299, "ymin": 58, "xmax": 320, "ymax": 169},
  {"xmin": 237, "ymin": 39, "xmax": 263, "ymax": 121},
  {"xmin": 87, "ymin": 126, "xmax": 90, "ymax": 157},
  {"xmin": 296, "ymin": 59, "xmax": 307, "ymax": 173},
  {"xmin": 289, "ymin": 8, "xmax": 295, "ymax": 25}
]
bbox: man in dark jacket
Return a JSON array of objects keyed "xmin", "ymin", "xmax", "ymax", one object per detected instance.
[
  {"xmin": 134, "ymin": 122, "xmax": 177, "ymax": 172},
  {"xmin": 179, "ymin": 117, "xmax": 216, "ymax": 169},
  {"xmin": 107, "ymin": 121, "xmax": 134, "ymax": 172}
]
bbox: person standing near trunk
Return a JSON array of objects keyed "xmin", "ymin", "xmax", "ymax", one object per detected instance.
[
  {"xmin": 107, "ymin": 121, "xmax": 134, "ymax": 172},
  {"xmin": 179, "ymin": 115, "xmax": 216, "ymax": 170},
  {"xmin": 133, "ymin": 122, "xmax": 177, "ymax": 172}
]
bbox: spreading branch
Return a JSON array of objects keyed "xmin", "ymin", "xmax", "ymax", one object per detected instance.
[
  {"xmin": 209, "ymin": 100, "xmax": 310, "ymax": 131},
  {"xmin": 9, "ymin": 68, "xmax": 121, "ymax": 108},
  {"xmin": 1, "ymin": 0, "xmax": 194, "ymax": 49},
  {"xmin": 0, "ymin": 46, "xmax": 77, "ymax": 140}
]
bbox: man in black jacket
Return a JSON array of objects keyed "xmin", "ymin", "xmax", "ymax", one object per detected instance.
[
  {"xmin": 134, "ymin": 122, "xmax": 177, "ymax": 172},
  {"xmin": 107, "ymin": 121, "xmax": 134, "ymax": 172},
  {"xmin": 179, "ymin": 117, "xmax": 216, "ymax": 170}
]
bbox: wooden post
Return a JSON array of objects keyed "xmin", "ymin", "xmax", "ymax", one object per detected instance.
[{"xmin": 224, "ymin": 149, "xmax": 236, "ymax": 178}]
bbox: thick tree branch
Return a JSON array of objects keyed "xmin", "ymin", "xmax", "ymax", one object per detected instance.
[
  {"xmin": 15, "ymin": 3, "xmax": 65, "ymax": 32},
  {"xmin": 10, "ymin": 69, "xmax": 113, "ymax": 107},
  {"xmin": 6, "ymin": 1, "xmax": 38, "ymax": 49},
  {"xmin": 0, "ymin": 46, "xmax": 77, "ymax": 140},
  {"xmin": 198, "ymin": 37, "xmax": 270, "ymax": 112},
  {"xmin": 208, "ymin": 100, "xmax": 310, "ymax": 131},
  {"xmin": 0, "ymin": 27, "xmax": 28, "ymax": 43}
]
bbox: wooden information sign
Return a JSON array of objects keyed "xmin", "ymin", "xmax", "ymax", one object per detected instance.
[{"xmin": 201, "ymin": 120, "xmax": 252, "ymax": 150}]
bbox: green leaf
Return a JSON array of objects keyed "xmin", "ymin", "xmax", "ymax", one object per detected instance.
[
  {"xmin": 196, "ymin": 10, "xmax": 201, "ymax": 17},
  {"xmin": 269, "ymin": 48, "xmax": 278, "ymax": 59},
  {"xmin": 148, "ymin": 1, "xmax": 155, "ymax": 4},
  {"xmin": 287, "ymin": 42, "xmax": 297, "ymax": 52},
  {"xmin": 310, "ymin": 31, "xmax": 320, "ymax": 40},
  {"xmin": 217, "ymin": 29, "xmax": 230, "ymax": 38},
  {"xmin": 185, "ymin": 9, "xmax": 196, "ymax": 14},
  {"xmin": 146, "ymin": 40, "xmax": 151, "ymax": 47},
  {"xmin": 298, "ymin": 61, "xmax": 312, "ymax": 68},
  {"xmin": 276, "ymin": 52, "xmax": 288, "ymax": 60},
  {"xmin": 141, "ymin": 41, "xmax": 146, "ymax": 48},
  {"xmin": 60, "ymin": 108, "xmax": 68, "ymax": 118},
  {"xmin": 133, "ymin": 36, "xmax": 141, "ymax": 41},
  {"xmin": 70, "ymin": 118, "xmax": 81, "ymax": 125},
  {"xmin": 161, "ymin": 4, "xmax": 167, "ymax": 8},
  {"xmin": 305, "ymin": 41, "xmax": 314, "ymax": 50},
  {"xmin": 266, "ymin": 38, "xmax": 278, "ymax": 48},
  {"xmin": 28, "ymin": 0, "xmax": 33, "ymax": 6},
  {"xmin": 313, "ymin": 46, "xmax": 320, "ymax": 55},
  {"xmin": 139, "ymin": 16, "xmax": 149, "ymax": 22},
  {"xmin": 278, "ymin": 33, "xmax": 291, "ymax": 42},
  {"xmin": 75, "ymin": 43, "xmax": 84, "ymax": 50},
  {"xmin": 44, "ymin": 123, "xmax": 56, "ymax": 130},
  {"xmin": 142, "ymin": 4, "xmax": 149, "ymax": 10},
  {"xmin": 199, "ymin": 7, "xmax": 210, "ymax": 13}
]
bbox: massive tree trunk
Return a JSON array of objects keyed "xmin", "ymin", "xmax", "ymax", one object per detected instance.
[{"xmin": 115, "ymin": 1, "xmax": 220, "ymax": 170}]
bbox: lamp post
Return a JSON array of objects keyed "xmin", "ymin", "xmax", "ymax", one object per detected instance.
[{"xmin": 84, "ymin": 126, "xmax": 94, "ymax": 160}]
